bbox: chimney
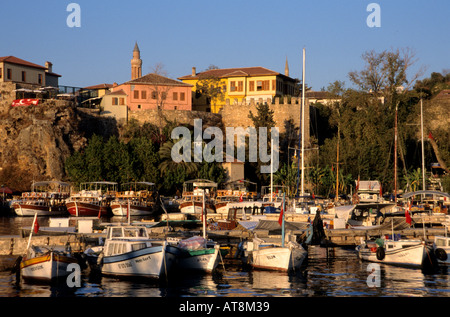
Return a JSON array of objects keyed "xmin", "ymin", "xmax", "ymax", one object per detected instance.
[
  {"xmin": 45, "ymin": 61, "xmax": 53, "ymax": 73},
  {"xmin": 192, "ymin": 67, "xmax": 196, "ymax": 76}
]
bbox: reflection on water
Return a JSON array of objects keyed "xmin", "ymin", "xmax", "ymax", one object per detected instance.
[{"xmin": 0, "ymin": 217, "xmax": 448, "ymax": 297}]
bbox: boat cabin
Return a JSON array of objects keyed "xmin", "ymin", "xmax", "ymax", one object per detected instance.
[{"xmin": 104, "ymin": 226, "xmax": 154, "ymax": 257}]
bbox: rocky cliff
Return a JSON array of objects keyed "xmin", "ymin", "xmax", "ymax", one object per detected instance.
[{"xmin": 0, "ymin": 101, "xmax": 88, "ymax": 191}]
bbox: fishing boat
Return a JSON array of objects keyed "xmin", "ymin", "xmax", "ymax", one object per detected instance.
[
  {"xmin": 20, "ymin": 245, "xmax": 78, "ymax": 282},
  {"xmin": 167, "ymin": 236, "xmax": 221, "ymax": 273},
  {"xmin": 97, "ymin": 225, "xmax": 175, "ymax": 279},
  {"xmin": 215, "ymin": 180, "xmax": 257, "ymax": 214},
  {"xmin": 66, "ymin": 181, "xmax": 117, "ymax": 217},
  {"xmin": 110, "ymin": 182, "xmax": 156, "ymax": 217},
  {"xmin": 433, "ymin": 233, "xmax": 450, "ymax": 265},
  {"xmin": 239, "ymin": 194, "xmax": 308, "ymax": 272},
  {"xmin": 13, "ymin": 181, "xmax": 70, "ymax": 217},
  {"xmin": 179, "ymin": 179, "xmax": 217, "ymax": 216},
  {"xmin": 356, "ymin": 236, "xmax": 428, "ymax": 267}
]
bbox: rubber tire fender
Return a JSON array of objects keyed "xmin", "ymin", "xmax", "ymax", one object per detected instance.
[
  {"xmin": 435, "ymin": 248, "xmax": 448, "ymax": 261},
  {"xmin": 376, "ymin": 247, "xmax": 385, "ymax": 260}
]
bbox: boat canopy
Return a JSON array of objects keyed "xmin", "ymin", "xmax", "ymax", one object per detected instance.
[{"xmin": 402, "ymin": 190, "xmax": 450, "ymax": 199}]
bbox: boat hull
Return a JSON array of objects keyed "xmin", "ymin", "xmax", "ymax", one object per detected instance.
[
  {"xmin": 110, "ymin": 203, "xmax": 154, "ymax": 216},
  {"xmin": 251, "ymin": 245, "xmax": 307, "ymax": 271},
  {"xmin": 357, "ymin": 243, "xmax": 427, "ymax": 267},
  {"xmin": 20, "ymin": 252, "xmax": 78, "ymax": 282},
  {"xmin": 101, "ymin": 243, "xmax": 171, "ymax": 279},
  {"xmin": 176, "ymin": 245, "xmax": 220, "ymax": 273},
  {"xmin": 66, "ymin": 201, "xmax": 109, "ymax": 217},
  {"xmin": 179, "ymin": 201, "xmax": 215, "ymax": 215},
  {"xmin": 13, "ymin": 203, "xmax": 67, "ymax": 217}
]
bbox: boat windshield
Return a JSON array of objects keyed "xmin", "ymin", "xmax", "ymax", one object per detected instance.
[{"xmin": 109, "ymin": 226, "xmax": 148, "ymax": 239}]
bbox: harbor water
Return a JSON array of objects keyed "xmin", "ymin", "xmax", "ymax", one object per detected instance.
[{"xmin": 0, "ymin": 216, "xmax": 448, "ymax": 298}]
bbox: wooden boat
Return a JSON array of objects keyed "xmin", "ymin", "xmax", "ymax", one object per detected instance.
[
  {"xmin": 20, "ymin": 245, "xmax": 78, "ymax": 282},
  {"xmin": 179, "ymin": 179, "xmax": 217, "ymax": 216},
  {"xmin": 97, "ymin": 225, "xmax": 175, "ymax": 279},
  {"xmin": 66, "ymin": 181, "xmax": 117, "ymax": 217},
  {"xmin": 215, "ymin": 180, "xmax": 257, "ymax": 214},
  {"xmin": 13, "ymin": 181, "xmax": 70, "ymax": 217},
  {"xmin": 239, "ymin": 194, "xmax": 308, "ymax": 272},
  {"xmin": 110, "ymin": 182, "xmax": 156, "ymax": 217},
  {"xmin": 242, "ymin": 237, "xmax": 307, "ymax": 272},
  {"xmin": 167, "ymin": 236, "xmax": 221, "ymax": 273},
  {"xmin": 433, "ymin": 234, "xmax": 450, "ymax": 265},
  {"xmin": 356, "ymin": 236, "xmax": 428, "ymax": 267}
]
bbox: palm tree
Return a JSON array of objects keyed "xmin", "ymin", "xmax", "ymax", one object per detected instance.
[{"xmin": 158, "ymin": 139, "xmax": 198, "ymax": 176}]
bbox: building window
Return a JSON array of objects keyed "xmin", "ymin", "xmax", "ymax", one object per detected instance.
[
  {"xmin": 174, "ymin": 106, "xmax": 177, "ymax": 110},
  {"xmin": 112, "ymin": 97, "xmax": 118, "ymax": 105},
  {"xmin": 21, "ymin": 71, "xmax": 26, "ymax": 82},
  {"xmin": 7, "ymin": 69, "xmax": 11, "ymax": 80},
  {"xmin": 119, "ymin": 98, "xmax": 125, "ymax": 105},
  {"xmin": 257, "ymin": 81, "xmax": 262, "ymax": 91},
  {"xmin": 238, "ymin": 81, "xmax": 243, "ymax": 92},
  {"xmin": 230, "ymin": 81, "xmax": 236, "ymax": 92},
  {"xmin": 180, "ymin": 92, "xmax": 185, "ymax": 101},
  {"xmin": 272, "ymin": 80, "xmax": 276, "ymax": 91},
  {"xmin": 173, "ymin": 92, "xmax": 178, "ymax": 100},
  {"xmin": 151, "ymin": 91, "xmax": 157, "ymax": 99},
  {"xmin": 249, "ymin": 81, "xmax": 254, "ymax": 91},
  {"xmin": 0, "ymin": 68, "xmax": 2, "ymax": 79},
  {"xmin": 161, "ymin": 92, "xmax": 167, "ymax": 100},
  {"xmin": 141, "ymin": 90, "xmax": 146, "ymax": 99},
  {"xmin": 137, "ymin": 104, "xmax": 141, "ymax": 109},
  {"xmin": 38, "ymin": 74, "xmax": 42, "ymax": 84},
  {"xmin": 134, "ymin": 90, "xmax": 139, "ymax": 99}
]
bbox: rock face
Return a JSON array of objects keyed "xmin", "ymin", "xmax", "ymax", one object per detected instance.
[{"xmin": 0, "ymin": 101, "xmax": 87, "ymax": 191}]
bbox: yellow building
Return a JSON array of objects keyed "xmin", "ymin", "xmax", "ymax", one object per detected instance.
[{"xmin": 178, "ymin": 62, "xmax": 297, "ymax": 113}]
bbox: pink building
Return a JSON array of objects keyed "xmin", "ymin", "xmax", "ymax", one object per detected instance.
[{"xmin": 112, "ymin": 73, "xmax": 193, "ymax": 111}]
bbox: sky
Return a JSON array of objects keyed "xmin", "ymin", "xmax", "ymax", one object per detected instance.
[{"xmin": 1, "ymin": 0, "xmax": 449, "ymax": 91}]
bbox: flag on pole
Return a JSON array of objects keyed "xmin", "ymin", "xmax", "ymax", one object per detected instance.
[
  {"xmin": 278, "ymin": 204, "xmax": 284, "ymax": 226},
  {"xmin": 405, "ymin": 202, "xmax": 412, "ymax": 226},
  {"xmin": 33, "ymin": 215, "xmax": 39, "ymax": 233}
]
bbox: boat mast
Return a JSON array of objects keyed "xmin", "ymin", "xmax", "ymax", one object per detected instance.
[
  {"xmin": 394, "ymin": 103, "xmax": 398, "ymax": 204},
  {"xmin": 420, "ymin": 99, "xmax": 426, "ymax": 197},
  {"xmin": 301, "ymin": 47, "xmax": 306, "ymax": 196},
  {"xmin": 202, "ymin": 190, "xmax": 206, "ymax": 240},
  {"xmin": 270, "ymin": 138, "xmax": 273, "ymax": 203}
]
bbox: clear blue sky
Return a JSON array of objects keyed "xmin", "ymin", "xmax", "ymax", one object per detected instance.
[{"xmin": 1, "ymin": 0, "xmax": 449, "ymax": 91}]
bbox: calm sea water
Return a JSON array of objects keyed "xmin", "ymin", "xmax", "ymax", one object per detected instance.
[{"xmin": 0, "ymin": 216, "xmax": 448, "ymax": 299}]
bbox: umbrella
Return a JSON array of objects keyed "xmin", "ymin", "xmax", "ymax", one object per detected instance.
[{"xmin": 0, "ymin": 187, "xmax": 13, "ymax": 194}]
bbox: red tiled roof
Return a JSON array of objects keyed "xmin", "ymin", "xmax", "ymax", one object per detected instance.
[
  {"xmin": 0, "ymin": 56, "xmax": 47, "ymax": 70},
  {"xmin": 178, "ymin": 66, "xmax": 293, "ymax": 80},
  {"xmin": 124, "ymin": 73, "xmax": 192, "ymax": 87}
]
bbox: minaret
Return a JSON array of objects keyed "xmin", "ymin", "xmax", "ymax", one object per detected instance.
[
  {"xmin": 285, "ymin": 56, "xmax": 289, "ymax": 77},
  {"xmin": 131, "ymin": 42, "xmax": 142, "ymax": 80}
]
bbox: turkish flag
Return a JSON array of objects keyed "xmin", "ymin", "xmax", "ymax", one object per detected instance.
[
  {"xmin": 405, "ymin": 203, "xmax": 412, "ymax": 226},
  {"xmin": 239, "ymin": 194, "xmax": 243, "ymax": 202},
  {"xmin": 278, "ymin": 205, "xmax": 284, "ymax": 226},
  {"xmin": 33, "ymin": 217, "xmax": 40, "ymax": 233},
  {"xmin": 11, "ymin": 99, "xmax": 39, "ymax": 107}
]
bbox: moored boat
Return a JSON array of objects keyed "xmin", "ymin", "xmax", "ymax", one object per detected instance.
[
  {"xmin": 13, "ymin": 181, "xmax": 70, "ymax": 217},
  {"xmin": 66, "ymin": 181, "xmax": 117, "ymax": 217},
  {"xmin": 97, "ymin": 225, "xmax": 175, "ymax": 279},
  {"xmin": 20, "ymin": 245, "xmax": 78, "ymax": 282},
  {"xmin": 433, "ymin": 234, "xmax": 450, "ymax": 265},
  {"xmin": 110, "ymin": 182, "xmax": 156, "ymax": 217},
  {"xmin": 179, "ymin": 179, "xmax": 217, "ymax": 216},
  {"xmin": 356, "ymin": 236, "xmax": 428, "ymax": 267}
]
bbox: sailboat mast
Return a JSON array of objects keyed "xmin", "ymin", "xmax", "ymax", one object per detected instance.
[
  {"xmin": 301, "ymin": 47, "xmax": 306, "ymax": 196},
  {"xmin": 420, "ymin": 99, "xmax": 426, "ymax": 193},
  {"xmin": 394, "ymin": 103, "xmax": 398, "ymax": 204}
]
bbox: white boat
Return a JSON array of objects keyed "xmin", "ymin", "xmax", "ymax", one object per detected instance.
[
  {"xmin": 167, "ymin": 236, "xmax": 221, "ymax": 273},
  {"xmin": 13, "ymin": 181, "xmax": 70, "ymax": 217},
  {"xmin": 111, "ymin": 182, "xmax": 156, "ymax": 217},
  {"xmin": 215, "ymin": 180, "xmax": 257, "ymax": 214},
  {"xmin": 356, "ymin": 236, "xmax": 428, "ymax": 267},
  {"xmin": 179, "ymin": 179, "xmax": 217, "ymax": 216},
  {"xmin": 433, "ymin": 234, "xmax": 450, "ymax": 265},
  {"xmin": 242, "ymin": 237, "xmax": 307, "ymax": 272},
  {"xmin": 98, "ymin": 225, "xmax": 175, "ymax": 279},
  {"xmin": 20, "ymin": 245, "xmax": 78, "ymax": 282},
  {"xmin": 239, "ymin": 194, "xmax": 308, "ymax": 272}
]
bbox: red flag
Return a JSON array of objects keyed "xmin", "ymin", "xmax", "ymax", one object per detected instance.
[
  {"xmin": 239, "ymin": 194, "xmax": 243, "ymax": 202},
  {"xmin": 405, "ymin": 202, "xmax": 412, "ymax": 226},
  {"xmin": 379, "ymin": 183, "xmax": 382, "ymax": 198},
  {"xmin": 278, "ymin": 205, "xmax": 284, "ymax": 226},
  {"xmin": 428, "ymin": 132, "xmax": 434, "ymax": 140},
  {"xmin": 312, "ymin": 192, "xmax": 315, "ymax": 199},
  {"xmin": 33, "ymin": 217, "xmax": 40, "ymax": 233}
]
